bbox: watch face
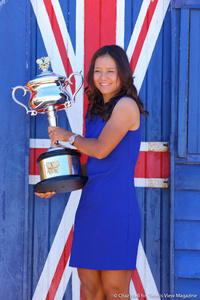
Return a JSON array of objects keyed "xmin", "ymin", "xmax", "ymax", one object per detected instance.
[{"xmin": 69, "ymin": 136, "xmax": 74, "ymax": 144}]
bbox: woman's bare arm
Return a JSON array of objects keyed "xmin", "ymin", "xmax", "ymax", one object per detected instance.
[{"xmin": 48, "ymin": 97, "xmax": 140, "ymax": 159}]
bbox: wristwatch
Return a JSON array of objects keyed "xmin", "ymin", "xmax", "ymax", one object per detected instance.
[{"xmin": 68, "ymin": 134, "xmax": 80, "ymax": 145}]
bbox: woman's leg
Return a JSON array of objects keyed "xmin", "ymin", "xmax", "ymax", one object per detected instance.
[
  {"xmin": 101, "ymin": 270, "xmax": 132, "ymax": 300},
  {"xmin": 77, "ymin": 268, "xmax": 106, "ymax": 300}
]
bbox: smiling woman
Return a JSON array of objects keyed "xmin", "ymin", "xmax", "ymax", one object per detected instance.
[{"xmin": 36, "ymin": 45, "xmax": 148, "ymax": 300}]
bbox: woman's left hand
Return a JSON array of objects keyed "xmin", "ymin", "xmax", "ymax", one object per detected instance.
[
  {"xmin": 48, "ymin": 126, "xmax": 72, "ymax": 146},
  {"xmin": 35, "ymin": 191, "xmax": 56, "ymax": 199}
]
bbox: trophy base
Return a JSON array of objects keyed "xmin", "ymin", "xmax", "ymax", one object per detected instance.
[{"xmin": 34, "ymin": 175, "xmax": 88, "ymax": 194}]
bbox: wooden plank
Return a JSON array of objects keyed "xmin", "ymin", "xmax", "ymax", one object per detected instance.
[
  {"xmin": 188, "ymin": 9, "xmax": 200, "ymax": 154},
  {"xmin": 145, "ymin": 188, "xmax": 161, "ymax": 290},
  {"xmin": 175, "ymin": 221, "xmax": 200, "ymax": 250},
  {"xmin": 175, "ymin": 250, "xmax": 200, "ymax": 278},
  {"xmin": 161, "ymin": 189, "xmax": 170, "ymax": 293},
  {"xmin": 162, "ymin": 9, "xmax": 171, "ymax": 142},
  {"xmin": 146, "ymin": 23, "xmax": 162, "ymax": 142},
  {"xmin": 136, "ymin": 188, "xmax": 145, "ymax": 247},
  {"xmin": 175, "ymin": 190, "xmax": 200, "ymax": 221},
  {"xmin": 175, "ymin": 164, "xmax": 200, "ymax": 190},
  {"xmin": 32, "ymin": 196, "xmax": 50, "ymax": 293},
  {"xmin": 177, "ymin": 9, "xmax": 189, "ymax": 158},
  {"xmin": 175, "ymin": 278, "xmax": 200, "ymax": 298}
]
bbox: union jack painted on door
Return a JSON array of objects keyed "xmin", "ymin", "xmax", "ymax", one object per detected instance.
[{"xmin": 28, "ymin": 0, "xmax": 171, "ymax": 299}]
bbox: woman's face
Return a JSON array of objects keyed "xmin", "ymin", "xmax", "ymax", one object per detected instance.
[{"xmin": 93, "ymin": 55, "xmax": 121, "ymax": 103}]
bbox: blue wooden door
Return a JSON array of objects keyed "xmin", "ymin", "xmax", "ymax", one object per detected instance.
[{"xmin": 171, "ymin": 0, "xmax": 200, "ymax": 297}]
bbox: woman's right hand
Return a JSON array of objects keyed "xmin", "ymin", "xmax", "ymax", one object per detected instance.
[{"xmin": 35, "ymin": 191, "xmax": 56, "ymax": 199}]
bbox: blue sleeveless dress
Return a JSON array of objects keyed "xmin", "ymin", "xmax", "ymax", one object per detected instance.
[{"xmin": 69, "ymin": 99, "xmax": 141, "ymax": 270}]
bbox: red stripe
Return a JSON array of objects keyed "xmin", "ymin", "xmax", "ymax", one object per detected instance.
[
  {"xmin": 45, "ymin": 227, "xmax": 73, "ymax": 300},
  {"xmin": 83, "ymin": 0, "xmax": 117, "ymax": 137},
  {"xmin": 130, "ymin": 0, "xmax": 158, "ymax": 73},
  {"xmin": 135, "ymin": 151, "xmax": 170, "ymax": 179},
  {"xmin": 29, "ymin": 148, "xmax": 170, "ymax": 179},
  {"xmin": 132, "ymin": 269, "xmax": 147, "ymax": 300},
  {"xmin": 43, "ymin": 0, "xmax": 73, "ymax": 77}
]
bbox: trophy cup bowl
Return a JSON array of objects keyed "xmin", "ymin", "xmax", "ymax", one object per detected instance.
[{"xmin": 12, "ymin": 57, "xmax": 88, "ymax": 194}]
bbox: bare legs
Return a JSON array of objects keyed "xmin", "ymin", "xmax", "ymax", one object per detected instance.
[{"xmin": 77, "ymin": 268, "xmax": 132, "ymax": 300}]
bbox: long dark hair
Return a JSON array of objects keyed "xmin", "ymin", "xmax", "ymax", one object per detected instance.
[{"xmin": 85, "ymin": 45, "xmax": 149, "ymax": 121}]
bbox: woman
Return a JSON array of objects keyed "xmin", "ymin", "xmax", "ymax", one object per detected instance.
[{"xmin": 35, "ymin": 45, "xmax": 148, "ymax": 299}]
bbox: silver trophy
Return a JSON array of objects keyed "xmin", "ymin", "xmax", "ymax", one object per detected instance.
[{"xmin": 12, "ymin": 57, "xmax": 88, "ymax": 194}]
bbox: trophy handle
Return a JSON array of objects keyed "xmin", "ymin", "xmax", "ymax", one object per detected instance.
[
  {"xmin": 66, "ymin": 72, "xmax": 83, "ymax": 103},
  {"xmin": 12, "ymin": 86, "xmax": 37, "ymax": 116}
]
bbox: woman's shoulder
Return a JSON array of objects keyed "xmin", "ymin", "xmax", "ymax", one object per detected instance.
[{"xmin": 115, "ymin": 96, "xmax": 140, "ymax": 114}]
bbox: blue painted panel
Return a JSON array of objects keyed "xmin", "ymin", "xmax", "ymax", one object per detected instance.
[
  {"xmin": 172, "ymin": 0, "xmax": 200, "ymax": 8},
  {"xmin": 175, "ymin": 279, "xmax": 200, "ymax": 298},
  {"xmin": 175, "ymin": 221, "xmax": 200, "ymax": 250},
  {"xmin": 175, "ymin": 250, "xmax": 200, "ymax": 278},
  {"xmin": 175, "ymin": 191, "xmax": 200, "ymax": 221},
  {"xmin": 175, "ymin": 164, "xmax": 200, "ymax": 190},
  {"xmin": 0, "ymin": 1, "xmax": 30, "ymax": 299},
  {"xmin": 146, "ymin": 189, "xmax": 161, "ymax": 289}
]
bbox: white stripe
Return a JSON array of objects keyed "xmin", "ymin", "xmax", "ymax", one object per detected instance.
[
  {"xmin": 29, "ymin": 175, "xmax": 168, "ymax": 188},
  {"xmin": 133, "ymin": 0, "xmax": 170, "ymax": 92},
  {"xmin": 136, "ymin": 240, "xmax": 161, "ymax": 300},
  {"xmin": 30, "ymin": 139, "xmax": 168, "ymax": 152},
  {"xmin": 126, "ymin": 0, "xmax": 151, "ymax": 61},
  {"xmin": 29, "ymin": 175, "xmax": 40, "ymax": 185},
  {"xmin": 134, "ymin": 178, "xmax": 149, "ymax": 188},
  {"xmin": 116, "ymin": 0, "xmax": 125, "ymax": 48},
  {"xmin": 129, "ymin": 279, "xmax": 139, "ymax": 299},
  {"xmin": 51, "ymin": 0, "xmax": 76, "ymax": 69},
  {"xmin": 72, "ymin": 268, "xmax": 81, "ymax": 300},
  {"xmin": 29, "ymin": 138, "xmax": 50, "ymax": 149},
  {"xmin": 32, "ymin": 190, "xmax": 81, "ymax": 300},
  {"xmin": 29, "ymin": 138, "xmax": 76, "ymax": 149}
]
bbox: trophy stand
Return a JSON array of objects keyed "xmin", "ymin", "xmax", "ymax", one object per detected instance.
[{"xmin": 12, "ymin": 57, "xmax": 88, "ymax": 194}]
